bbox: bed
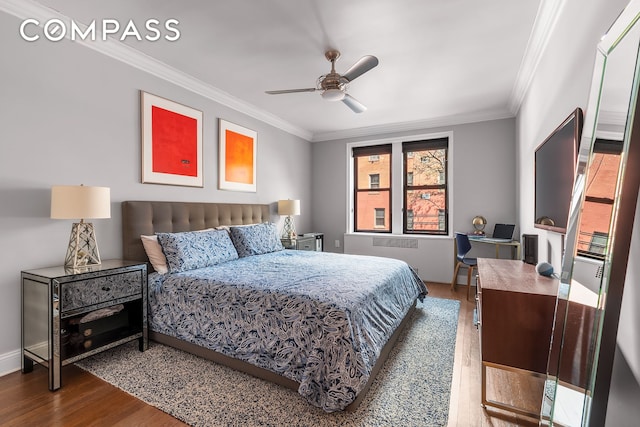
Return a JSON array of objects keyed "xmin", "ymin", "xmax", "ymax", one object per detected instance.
[{"xmin": 122, "ymin": 201, "xmax": 427, "ymax": 412}]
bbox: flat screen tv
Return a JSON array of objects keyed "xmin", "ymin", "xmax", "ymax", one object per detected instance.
[{"xmin": 534, "ymin": 108, "xmax": 584, "ymax": 234}]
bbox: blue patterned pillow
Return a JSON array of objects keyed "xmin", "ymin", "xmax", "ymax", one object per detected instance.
[
  {"xmin": 229, "ymin": 223, "xmax": 284, "ymax": 257},
  {"xmin": 156, "ymin": 229, "xmax": 239, "ymax": 273}
]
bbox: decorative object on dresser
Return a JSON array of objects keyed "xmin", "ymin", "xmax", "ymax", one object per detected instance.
[
  {"xmin": 277, "ymin": 199, "xmax": 300, "ymax": 239},
  {"xmin": 140, "ymin": 91, "xmax": 203, "ymax": 187},
  {"xmin": 476, "ymin": 258, "xmax": 557, "ymax": 419},
  {"xmin": 21, "ymin": 260, "xmax": 147, "ymax": 390},
  {"xmin": 50, "ymin": 185, "xmax": 111, "ymax": 268},
  {"xmin": 219, "ymin": 119, "xmax": 257, "ymax": 192}
]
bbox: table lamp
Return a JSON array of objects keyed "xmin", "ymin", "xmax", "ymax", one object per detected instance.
[
  {"xmin": 51, "ymin": 185, "xmax": 111, "ymax": 268},
  {"xmin": 278, "ymin": 199, "xmax": 300, "ymax": 239}
]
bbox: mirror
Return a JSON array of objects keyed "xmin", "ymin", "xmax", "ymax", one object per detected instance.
[{"xmin": 542, "ymin": 2, "xmax": 640, "ymax": 426}]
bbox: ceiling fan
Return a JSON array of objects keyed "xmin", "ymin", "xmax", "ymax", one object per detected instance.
[{"xmin": 265, "ymin": 50, "xmax": 379, "ymax": 113}]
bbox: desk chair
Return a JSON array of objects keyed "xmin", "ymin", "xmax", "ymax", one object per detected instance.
[{"xmin": 451, "ymin": 232, "xmax": 478, "ymax": 300}]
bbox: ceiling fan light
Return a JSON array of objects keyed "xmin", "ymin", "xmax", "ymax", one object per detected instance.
[{"xmin": 321, "ymin": 88, "xmax": 345, "ymax": 101}]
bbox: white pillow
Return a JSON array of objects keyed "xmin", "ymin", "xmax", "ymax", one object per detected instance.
[
  {"xmin": 141, "ymin": 234, "xmax": 168, "ymax": 274},
  {"xmin": 215, "ymin": 223, "xmax": 257, "ymax": 232},
  {"xmin": 141, "ymin": 228, "xmax": 216, "ymax": 274}
]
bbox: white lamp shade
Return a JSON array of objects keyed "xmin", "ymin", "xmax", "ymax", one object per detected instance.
[
  {"xmin": 278, "ymin": 199, "xmax": 300, "ymax": 216},
  {"xmin": 51, "ymin": 186, "xmax": 111, "ymax": 219}
]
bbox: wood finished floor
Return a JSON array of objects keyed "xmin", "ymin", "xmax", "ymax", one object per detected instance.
[{"xmin": 0, "ymin": 282, "xmax": 541, "ymax": 426}]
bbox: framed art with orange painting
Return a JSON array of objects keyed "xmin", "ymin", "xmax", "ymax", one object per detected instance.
[
  {"xmin": 141, "ymin": 91, "xmax": 203, "ymax": 187},
  {"xmin": 219, "ymin": 119, "xmax": 257, "ymax": 192}
]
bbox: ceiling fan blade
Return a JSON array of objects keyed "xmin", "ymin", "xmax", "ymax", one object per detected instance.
[
  {"xmin": 342, "ymin": 94, "xmax": 367, "ymax": 113},
  {"xmin": 342, "ymin": 55, "xmax": 379, "ymax": 82},
  {"xmin": 265, "ymin": 88, "xmax": 317, "ymax": 95}
]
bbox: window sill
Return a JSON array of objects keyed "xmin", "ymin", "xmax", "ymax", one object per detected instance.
[{"xmin": 344, "ymin": 232, "xmax": 452, "ymax": 240}]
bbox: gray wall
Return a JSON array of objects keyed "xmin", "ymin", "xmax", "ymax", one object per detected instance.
[
  {"xmin": 0, "ymin": 11, "xmax": 312, "ymax": 369},
  {"xmin": 516, "ymin": 0, "xmax": 640, "ymax": 422},
  {"xmin": 311, "ymin": 118, "xmax": 517, "ymax": 284}
]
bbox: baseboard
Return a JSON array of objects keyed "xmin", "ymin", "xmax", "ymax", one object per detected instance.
[{"xmin": 0, "ymin": 348, "xmax": 21, "ymax": 377}]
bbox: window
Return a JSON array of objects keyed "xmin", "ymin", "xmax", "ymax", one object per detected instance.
[
  {"xmin": 407, "ymin": 209, "xmax": 414, "ymax": 229},
  {"xmin": 353, "ymin": 144, "xmax": 391, "ymax": 232},
  {"xmin": 576, "ymin": 139, "xmax": 622, "ymax": 259},
  {"xmin": 351, "ymin": 135, "xmax": 450, "ymax": 235},
  {"xmin": 403, "ymin": 138, "xmax": 449, "ymax": 235},
  {"xmin": 374, "ymin": 208, "xmax": 386, "ymax": 227},
  {"xmin": 369, "ymin": 174, "xmax": 380, "ymax": 189},
  {"xmin": 588, "ymin": 231, "xmax": 608, "ymax": 256}
]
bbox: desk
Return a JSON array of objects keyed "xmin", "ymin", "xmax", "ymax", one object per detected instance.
[{"xmin": 469, "ymin": 236, "xmax": 521, "ymax": 260}]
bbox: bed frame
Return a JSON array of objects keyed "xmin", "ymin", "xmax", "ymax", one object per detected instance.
[{"xmin": 121, "ymin": 200, "xmax": 416, "ymax": 411}]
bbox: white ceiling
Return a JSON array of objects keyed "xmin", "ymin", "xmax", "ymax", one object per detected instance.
[{"xmin": 26, "ymin": 0, "xmax": 545, "ymax": 141}]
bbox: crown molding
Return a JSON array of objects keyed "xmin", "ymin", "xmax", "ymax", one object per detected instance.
[
  {"xmin": 0, "ymin": 0, "xmax": 313, "ymax": 141},
  {"xmin": 508, "ymin": 0, "xmax": 567, "ymax": 115},
  {"xmin": 311, "ymin": 108, "xmax": 514, "ymax": 142}
]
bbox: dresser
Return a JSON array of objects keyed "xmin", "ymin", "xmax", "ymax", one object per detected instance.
[
  {"xmin": 21, "ymin": 259, "xmax": 147, "ymax": 390},
  {"xmin": 477, "ymin": 258, "xmax": 558, "ymax": 417}
]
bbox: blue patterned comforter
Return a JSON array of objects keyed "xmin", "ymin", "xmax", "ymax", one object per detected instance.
[{"xmin": 148, "ymin": 250, "xmax": 427, "ymax": 412}]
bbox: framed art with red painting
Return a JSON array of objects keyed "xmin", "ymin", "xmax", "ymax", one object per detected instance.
[
  {"xmin": 141, "ymin": 91, "xmax": 203, "ymax": 187},
  {"xmin": 219, "ymin": 119, "xmax": 257, "ymax": 192}
]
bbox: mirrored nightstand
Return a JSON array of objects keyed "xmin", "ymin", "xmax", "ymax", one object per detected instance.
[{"xmin": 21, "ymin": 259, "xmax": 147, "ymax": 390}]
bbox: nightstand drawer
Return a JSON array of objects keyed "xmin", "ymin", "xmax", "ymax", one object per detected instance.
[
  {"xmin": 296, "ymin": 236, "xmax": 316, "ymax": 251},
  {"xmin": 281, "ymin": 233, "xmax": 323, "ymax": 251},
  {"xmin": 60, "ymin": 271, "xmax": 142, "ymax": 312}
]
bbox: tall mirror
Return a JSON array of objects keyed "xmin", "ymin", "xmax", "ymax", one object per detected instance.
[{"xmin": 542, "ymin": 1, "xmax": 640, "ymax": 425}]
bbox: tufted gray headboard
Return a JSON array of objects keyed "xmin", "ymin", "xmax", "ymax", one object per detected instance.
[{"xmin": 122, "ymin": 201, "xmax": 271, "ymax": 268}]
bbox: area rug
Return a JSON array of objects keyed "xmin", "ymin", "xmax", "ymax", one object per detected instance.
[{"xmin": 76, "ymin": 296, "xmax": 460, "ymax": 427}]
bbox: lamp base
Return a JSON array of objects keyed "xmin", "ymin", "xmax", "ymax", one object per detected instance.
[
  {"xmin": 281, "ymin": 215, "xmax": 297, "ymax": 239},
  {"xmin": 65, "ymin": 222, "xmax": 102, "ymax": 269}
]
